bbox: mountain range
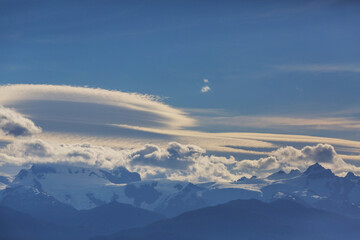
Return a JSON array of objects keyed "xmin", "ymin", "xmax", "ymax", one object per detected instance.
[{"xmin": 1, "ymin": 162, "xmax": 360, "ymax": 239}]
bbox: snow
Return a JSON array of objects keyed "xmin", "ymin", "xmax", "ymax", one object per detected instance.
[{"xmin": 3, "ymin": 162, "xmax": 360, "ymax": 217}]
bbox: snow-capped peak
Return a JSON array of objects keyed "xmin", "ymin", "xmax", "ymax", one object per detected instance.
[{"xmin": 13, "ymin": 163, "xmax": 140, "ymax": 186}]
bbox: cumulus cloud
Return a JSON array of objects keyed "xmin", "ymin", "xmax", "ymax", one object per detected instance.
[
  {"xmin": 168, "ymin": 154, "xmax": 237, "ymax": 182},
  {"xmin": 0, "ymin": 138, "xmax": 238, "ymax": 182},
  {"xmin": 130, "ymin": 142, "xmax": 205, "ymax": 169},
  {"xmin": 201, "ymin": 86, "xmax": 211, "ymax": 93},
  {"xmin": 235, "ymin": 144, "xmax": 360, "ymax": 176},
  {"xmin": 0, "ymin": 106, "xmax": 41, "ymax": 137},
  {"xmin": 201, "ymin": 79, "xmax": 211, "ymax": 93}
]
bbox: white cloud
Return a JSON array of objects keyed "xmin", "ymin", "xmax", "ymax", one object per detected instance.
[
  {"xmin": 200, "ymin": 79, "xmax": 211, "ymax": 93},
  {"xmin": 0, "ymin": 106, "xmax": 41, "ymax": 137},
  {"xmin": 0, "ymin": 137, "xmax": 238, "ymax": 182},
  {"xmin": 0, "ymin": 84, "xmax": 195, "ymax": 130},
  {"xmin": 1, "ymin": 132, "xmax": 360, "ymax": 182},
  {"xmin": 1, "ymin": 84, "xmax": 360, "ymax": 162},
  {"xmin": 0, "ymin": 138, "xmax": 129, "ymax": 169},
  {"xmin": 130, "ymin": 142, "xmax": 205, "ymax": 169},
  {"xmin": 201, "ymin": 85, "xmax": 211, "ymax": 93},
  {"xmin": 235, "ymin": 144, "xmax": 360, "ymax": 176}
]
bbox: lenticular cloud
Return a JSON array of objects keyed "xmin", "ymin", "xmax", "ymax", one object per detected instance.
[{"xmin": 0, "ymin": 84, "xmax": 195, "ymax": 130}]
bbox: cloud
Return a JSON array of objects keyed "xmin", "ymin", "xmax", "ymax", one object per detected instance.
[
  {"xmin": 0, "ymin": 137, "xmax": 238, "ymax": 182},
  {"xmin": 0, "ymin": 138, "xmax": 129, "ymax": 169},
  {"xmin": 201, "ymin": 79, "xmax": 211, "ymax": 93},
  {"xmin": 130, "ymin": 142, "xmax": 205, "ymax": 169},
  {"xmin": 1, "ymin": 84, "xmax": 360, "ymax": 163},
  {"xmin": 235, "ymin": 144, "xmax": 360, "ymax": 176},
  {"xmin": 204, "ymin": 115, "xmax": 360, "ymax": 131},
  {"xmin": 128, "ymin": 142, "xmax": 238, "ymax": 182},
  {"xmin": 0, "ymin": 106, "xmax": 41, "ymax": 137},
  {"xmin": 272, "ymin": 64, "xmax": 360, "ymax": 73},
  {"xmin": 111, "ymin": 124, "xmax": 360, "ymax": 160},
  {"xmin": 1, "ymin": 134, "xmax": 360, "ymax": 182},
  {"xmin": 0, "ymin": 84, "xmax": 195, "ymax": 130},
  {"xmin": 201, "ymin": 86, "xmax": 211, "ymax": 93}
]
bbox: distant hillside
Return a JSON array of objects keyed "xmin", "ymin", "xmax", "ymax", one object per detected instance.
[{"xmin": 95, "ymin": 199, "xmax": 360, "ymax": 240}]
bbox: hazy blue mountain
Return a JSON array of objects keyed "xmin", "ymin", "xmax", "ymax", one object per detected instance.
[
  {"xmin": 0, "ymin": 205, "xmax": 87, "ymax": 240},
  {"xmin": 3, "ymin": 162, "xmax": 360, "ymax": 239},
  {"xmin": 94, "ymin": 199, "xmax": 360, "ymax": 240},
  {"xmin": 0, "ymin": 185, "xmax": 78, "ymax": 224},
  {"xmin": 0, "ymin": 175, "xmax": 11, "ymax": 190},
  {"xmin": 0, "ymin": 198, "xmax": 164, "ymax": 240},
  {"xmin": 69, "ymin": 201, "xmax": 165, "ymax": 235},
  {"xmin": 0, "ymin": 175, "xmax": 10, "ymax": 185}
]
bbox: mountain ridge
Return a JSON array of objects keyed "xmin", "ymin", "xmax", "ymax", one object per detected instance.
[
  {"xmin": 93, "ymin": 198, "xmax": 360, "ymax": 240},
  {"xmin": 2, "ymin": 162, "xmax": 360, "ymax": 218}
]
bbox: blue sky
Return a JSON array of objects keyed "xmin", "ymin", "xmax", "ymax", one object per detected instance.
[{"xmin": 1, "ymin": 0, "xmax": 359, "ymax": 114}]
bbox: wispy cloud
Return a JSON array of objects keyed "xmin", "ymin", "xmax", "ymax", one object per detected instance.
[
  {"xmin": 206, "ymin": 115, "xmax": 360, "ymax": 131},
  {"xmin": 112, "ymin": 124, "xmax": 360, "ymax": 161},
  {"xmin": 272, "ymin": 64, "xmax": 360, "ymax": 73}
]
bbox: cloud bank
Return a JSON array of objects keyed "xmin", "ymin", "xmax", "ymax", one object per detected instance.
[
  {"xmin": 2, "ymin": 136, "xmax": 360, "ymax": 182},
  {"xmin": 0, "ymin": 84, "xmax": 360, "ymax": 181},
  {"xmin": 0, "ymin": 109, "xmax": 357, "ymax": 182},
  {"xmin": 0, "ymin": 108, "xmax": 237, "ymax": 182},
  {"xmin": 0, "ymin": 105, "xmax": 358, "ymax": 182},
  {"xmin": 1, "ymin": 84, "xmax": 360, "ymax": 162},
  {"xmin": 0, "ymin": 138, "xmax": 238, "ymax": 182}
]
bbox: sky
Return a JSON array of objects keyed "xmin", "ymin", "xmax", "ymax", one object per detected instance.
[{"xmin": 1, "ymin": 0, "xmax": 360, "ymax": 181}]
